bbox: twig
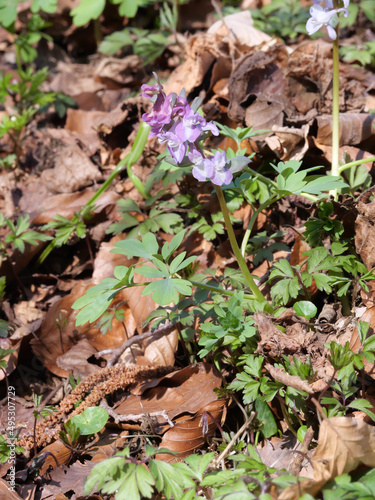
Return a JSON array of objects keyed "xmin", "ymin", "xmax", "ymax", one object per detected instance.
[
  {"xmin": 96, "ymin": 322, "xmax": 176, "ymax": 367},
  {"xmin": 99, "ymin": 399, "xmax": 174, "ymax": 427},
  {"xmin": 211, "ymin": 413, "xmax": 255, "ymax": 468},
  {"xmin": 265, "ymin": 363, "xmax": 315, "ymax": 395},
  {"xmin": 289, "ymin": 426, "xmax": 314, "ymax": 476}
]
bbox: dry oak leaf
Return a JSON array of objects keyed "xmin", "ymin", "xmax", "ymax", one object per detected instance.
[
  {"xmin": 0, "ymin": 478, "xmax": 23, "ymax": 499},
  {"xmin": 355, "ymin": 186, "xmax": 375, "ymax": 270},
  {"xmin": 279, "ymin": 416, "xmax": 375, "ymax": 500},
  {"xmin": 157, "ymin": 399, "xmax": 226, "ymax": 462},
  {"xmin": 113, "ymin": 362, "xmax": 222, "ymax": 425}
]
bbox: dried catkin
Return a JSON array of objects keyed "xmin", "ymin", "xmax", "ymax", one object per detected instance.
[{"xmin": 17, "ymin": 364, "xmax": 174, "ymax": 451}]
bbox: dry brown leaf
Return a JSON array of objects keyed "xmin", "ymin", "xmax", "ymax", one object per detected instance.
[
  {"xmin": 279, "ymin": 417, "xmax": 375, "ymax": 500},
  {"xmin": 141, "ymin": 329, "xmax": 178, "ymax": 367},
  {"xmin": 313, "ymin": 142, "xmax": 375, "ymax": 173},
  {"xmin": 32, "ymin": 189, "xmax": 121, "ymax": 225},
  {"xmin": 40, "ymin": 142, "xmax": 102, "ymax": 194},
  {"xmin": 0, "ymin": 478, "xmax": 23, "ymax": 499},
  {"xmin": 29, "ymin": 441, "xmax": 72, "ymax": 475},
  {"xmin": 254, "ymin": 313, "xmax": 315, "ymax": 358},
  {"xmin": 355, "ymin": 186, "xmax": 375, "ymax": 270},
  {"xmin": 56, "ymin": 338, "xmax": 99, "ymax": 378},
  {"xmin": 113, "ymin": 363, "xmax": 222, "ymax": 424},
  {"xmin": 0, "ymin": 337, "xmax": 21, "ymax": 381},
  {"xmin": 316, "ymin": 113, "xmax": 375, "ymax": 146},
  {"xmin": 31, "ymin": 283, "xmax": 137, "ymax": 377},
  {"xmin": 207, "ymin": 10, "xmax": 272, "ymax": 48},
  {"xmin": 157, "ymin": 399, "xmax": 226, "ymax": 461}
]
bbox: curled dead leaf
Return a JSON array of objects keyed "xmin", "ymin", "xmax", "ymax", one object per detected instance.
[
  {"xmin": 157, "ymin": 399, "xmax": 226, "ymax": 461},
  {"xmin": 279, "ymin": 416, "xmax": 375, "ymax": 500}
]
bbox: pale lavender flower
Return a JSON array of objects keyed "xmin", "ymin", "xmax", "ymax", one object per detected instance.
[
  {"xmin": 141, "ymin": 76, "xmax": 248, "ymax": 186},
  {"xmin": 207, "ymin": 151, "xmax": 233, "ymax": 186},
  {"xmin": 159, "ymin": 129, "xmax": 187, "ymax": 163},
  {"xmin": 175, "ymin": 107, "xmax": 204, "ymax": 142},
  {"xmin": 188, "ymin": 146, "xmax": 214, "ymax": 181},
  {"xmin": 306, "ymin": 2, "xmax": 349, "ymax": 40}
]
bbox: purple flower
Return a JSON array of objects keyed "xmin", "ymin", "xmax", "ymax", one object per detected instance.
[
  {"xmin": 159, "ymin": 129, "xmax": 187, "ymax": 163},
  {"xmin": 202, "ymin": 121, "xmax": 219, "ymax": 136},
  {"xmin": 202, "ymin": 151, "xmax": 232, "ymax": 186},
  {"xmin": 175, "ymin": 107, "xmax": 204, "ymax": 142},
  {"xmin": 188, "ymin": 146, "xmax": 213, "ymax": 181},
  {"xmin": 172, "ymin": 95, "xmax": 189, "ymax": 118},
  {"xmin": 142, "ymin": 93, "xmax": 174, "ymax": 135},
  {"xmin": 306, "ymin": 2, "xmax": 349, "ymax": 40},
  {"xmin": 140, "ymin": 81, "xmax": 163, "ymax": 99}
]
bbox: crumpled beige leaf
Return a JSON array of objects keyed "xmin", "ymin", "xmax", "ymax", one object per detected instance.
[{"xmin": 279, "ymin": 416, "xmax": 375, "ymax": 500}]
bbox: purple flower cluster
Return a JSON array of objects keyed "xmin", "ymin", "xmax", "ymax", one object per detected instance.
[
  {"xmin": 306, "ymin": 0, "xmax": 349, "ymax": 40},
  {"xmin": 141, "ymin": 76, "xmax": 234, "ymax": 186}
]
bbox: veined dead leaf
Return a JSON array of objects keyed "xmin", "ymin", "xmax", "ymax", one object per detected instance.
[
  {"xmin": 279, "ymin": 416, "xmax": 375, "ymax": 500},
  {"xmin": 0, "ymin": 478, "xmax": 23, "ymax": 499},
  {"xmin": 156, "ymin": 399, "xmax": 226, "ymax": 461}
]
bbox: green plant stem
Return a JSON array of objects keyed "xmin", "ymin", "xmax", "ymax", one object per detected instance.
[
  {"xmin": 330, "ymin": 34, "xmax": 340, "ymax": 199},
  {"xmin": 214, "ymin": 186, "xmax": 272, "ymax": 312},
  {"xmin": 244, "ymin": 166, "xmax": 277, "ymax": 188},
  {"xmin": 37, "ymin": 123, "xmax": 151, "ymax": 265},
  {"xmin": 241, "ymin": 194, "xmax": 280, "ymax": 256},
  {"xmin": 189, "ymin": 280, "xmax": 256, "ymax": 300},
  {"xmin": 338, "ymin": 156, "xmax": 375, "ymax": 174}
]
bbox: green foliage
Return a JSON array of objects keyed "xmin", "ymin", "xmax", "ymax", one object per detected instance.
[
  {"xmin": 340, "ymin": 41, "xmax": 375, "ymax": 67},
  {"xmin": 0, "ymin": 434, "xmax": 24, "ymax": 463},
  {"xmin": 322, "ymin": 469, "xmax": 375, "ymax": 500},
  {"xmin": 293, "ymin": 300, "xmax": 317, "ymax": 320},
  {"xmin": 70, "ymin": 406, "xmax": 109, "ymax": 435},
  {"xmin": 189, "ymin": 212, "xmax": 226, "ymax": 241},
  {"xmin": 252, "ymin": 0, "xmax": 310, "ymax": 40},
  {"xmin": 99, "ymin": 2, "xmax": 177, "ymax": 62},
  {"xmin": 41, "ymin": 213, "xmax": 88, "ymax": 247},
  {"xmin": 107, "ymin": 197, "xmax": 183, "ymax": 238},
  {"xmin": 96, "ymin": 306, "xmax": 125, "ymax": 335},
  {"xmin": 339, "ymin": 0, "xmax": 375, "ymax": 28},
  {"xmin": 0, "ymin": 347, "xmax": 14, "ymax": 369},
  {"xmin": 304, "ymin": 202, "xmax": 344, "ymax": 247},
  {"xmin": 0, "ymin": 154, "xmax": 17, "ymax": 170},
  {"xmin": 73, "ymin": 231, "xmax": 196, "ymax": 325},
  {"xmin": 84, "ymin": 441, "xmax": 298, "ymax": 499},
  {"xmin": 84, "ymin": 445, "xmax": 192, "ymax": 500},
  {"xmin": 271, "ymin": 160, "xmax": 347, "ymax": 198},
  {"xmin": 215, "ymin": 123, "xmax": 268, "ymax": 150},
  {"xmin": 198, "ymin": 292, "xmax": 257, "ymax": 358},
  {"xmin": 246, "ymin": 231, "xmax": 289, "ymax": 266},
  {"xmin": 0, "ymin": 0, "xmax": 57, "ymax": 28},
  {"xmin": 71, "ymin": 0, "xmax": 106, "ymax": 26},
  {"xmin": 268, "ymin": 244, "xmax": 374, "ymax": 306},
  {"xmin": 2, "ymin": 214, "xmax": 51, "ymax": 254}
]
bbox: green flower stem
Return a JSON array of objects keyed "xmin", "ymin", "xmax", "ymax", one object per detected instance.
[
  {"xmin": 189, "ymin": 280, "xmax": 256, "ymax": 301},
  {"xmin": 87, "ymin": 122, "xmax": 151, "ymax": 208},
  {"xmin": 338, "ymin": 156, "xmax": 375, "ymax": 174},
  {"xmin": 240, "ymin": 194, "xmax": 280, "ymax": 257},
  {"xmin": 214, "ymin": 185, "xmax": 272, "ymax": 311},
  {"xmin": 37, "ymin": 123, "xmax": 151, "ymax": 265},
  {"xmin": 330, "ymin": 34, "xmax": 340, "ymax": 198}
]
